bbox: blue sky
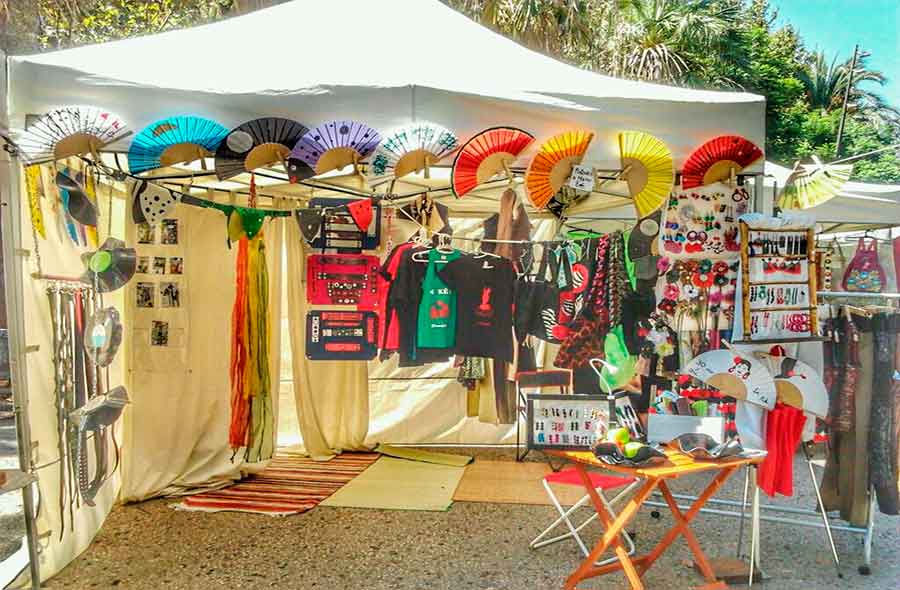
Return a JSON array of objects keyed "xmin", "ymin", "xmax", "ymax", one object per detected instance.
[{"xmin": 772, "ymin": 0, "xmax": 899, "ymax": 108}]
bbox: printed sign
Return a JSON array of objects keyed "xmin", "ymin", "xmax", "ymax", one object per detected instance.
[
  {"xmin": 567, "ymin": 165, "xmax": 595, "ymax": 192},
  {"xmin": 526, "ymin": 394, "xmax": 608, "ymax": 451}
]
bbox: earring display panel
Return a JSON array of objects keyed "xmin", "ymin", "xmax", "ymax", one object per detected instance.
[{"xmin": 739, "ymin": 222, "xmax": 820, "ymax": 344}]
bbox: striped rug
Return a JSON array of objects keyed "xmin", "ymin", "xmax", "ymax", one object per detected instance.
[{"xmin": 177, "ymin": 452, "xmax": 380, "ymax": 516}]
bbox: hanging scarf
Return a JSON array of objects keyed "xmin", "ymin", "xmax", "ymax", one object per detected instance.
[{"xmin": 228, "ymin": 175, "xmax": 274, "ymax": 462}]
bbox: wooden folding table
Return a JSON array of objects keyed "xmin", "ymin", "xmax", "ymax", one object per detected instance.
[{"xmin": 546, "ymin": 449, "xmax": 764, "ymax": 590}]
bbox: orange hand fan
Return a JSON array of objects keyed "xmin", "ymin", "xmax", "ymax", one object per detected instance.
[
  {"xmin": 525, "ymin": 130, "xmax": 594, "ymax": 209},
  {"xmin": 618, "ymin": 131, "xmax": 674, "ymax": 217},
  {"xmin": 682, "ymin": 135, "xmax": 763, "ymax": 189},
  {"xmin": 451, "ymin": 127, "xmax": 534, "ymax": 198}
]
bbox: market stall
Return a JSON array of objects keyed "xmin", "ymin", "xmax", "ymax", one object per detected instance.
[{"xmin": 2, "ymin": 1, "xmax": 896, "ymax": 589}]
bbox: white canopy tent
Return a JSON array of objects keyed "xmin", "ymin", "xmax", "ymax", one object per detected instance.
[{"xmin": 1, "ymin": 0, "xmax": 766, "ymax": 586}]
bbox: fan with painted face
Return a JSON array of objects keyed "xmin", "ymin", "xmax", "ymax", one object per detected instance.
[{"xmin": 215, "ymin": 117, "xmax": 310, "ymax": 180}]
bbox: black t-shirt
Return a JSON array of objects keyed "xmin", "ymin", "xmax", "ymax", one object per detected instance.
[{"xmin": 438, "ymin": 255, "xmax": 516, "ymax": 362}]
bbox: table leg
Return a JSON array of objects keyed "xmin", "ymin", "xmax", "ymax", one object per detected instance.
[
  {"xmin": 564, "ymin": 465, "xmax": 658, "ymax": 590},
  {"xmin": 637, "ymin": 466, "xmax": 738, "ymax": 580}
]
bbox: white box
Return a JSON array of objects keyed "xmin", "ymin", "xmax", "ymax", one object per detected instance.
[{"xmin": 647, "ymin": 415, "xmax": 725, "ymax": 444}]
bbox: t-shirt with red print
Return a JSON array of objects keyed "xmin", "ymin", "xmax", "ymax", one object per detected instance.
[{"xmin": 439, "ymin": 255, "xmax": 516, "ymax": 362}]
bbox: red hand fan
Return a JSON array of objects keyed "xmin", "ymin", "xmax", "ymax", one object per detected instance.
[
  {"xmin": 451, "ymin": 127, "xmax": 534, "ymax": 198},
  {"xmin": 682, "ymin": 135, "xmax": 763, "ymax": 189}
]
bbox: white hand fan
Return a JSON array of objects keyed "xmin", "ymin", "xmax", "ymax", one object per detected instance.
[
  {"xmin": 17, "ymin": 105, "xmax": 129, "ymax": 164},
  {"xmin": 682, "ymin": 349, "xmax": 776, "ymax": 409},
  {"xmin": 370, "ymin": 122, "xmax": 459, "ymax": 177}
]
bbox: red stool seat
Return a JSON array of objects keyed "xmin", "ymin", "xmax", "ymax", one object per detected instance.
[{"xmin": 545, "ymin": 467, "xmax": 634, "ymax": 490}]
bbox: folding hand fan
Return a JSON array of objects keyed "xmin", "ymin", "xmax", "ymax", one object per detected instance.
[
  {"xmin": 81, "ymin": 238, "xmax": 137, "ymax": 293},
  {"xmin": 133, "ymin": 180, "xmax": 180, "ymax": 226},
  {"xmin": 682, "ymin": 349, "xmax": 776, "ymax": 409},
  {"xmin": 451, "ymin": 127, "xmax": 534, "ymax": 198},
  {"xmin": 128, "ymin": 116, "xmax": 229, "ymax": 174},
  {"xmin": 290, "ymin": 120, "xmax": 382, "ymax": 176},
  {"xmin": 617, "ymin": 131, "xmax": 674, "ymax": 217},
  {"xmin": 750, "ymin": 353, "xmax": 828, "ymax": 418},
  {"xmin": 681, "ymin": 135, "xmax": 763, "ymax": 189},
  {"xmin": 214, "ymin": 117, "xmax": 308, "ymax": 180},
  {"xmin": 370, "ymin": 122, "xmax": 459, "ymax": 177},
  {"xmin": 524, "ymin": 130, "xmax": 594, "ymax": 209},
  {"xmin": 17, "ymin": 105, "xmax": 129, "ymax": 164},
  {"xmin": 778, "ymin": 158, "xmax": 853, "ymax": 210}
]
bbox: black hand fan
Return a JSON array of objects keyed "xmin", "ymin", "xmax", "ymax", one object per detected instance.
[{"xmin": 214, "ymin": 117, "xmax": 309, "ymax": 180}]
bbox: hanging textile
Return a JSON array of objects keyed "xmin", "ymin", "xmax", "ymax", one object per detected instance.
[
  {"xmin": 758, "ymin": 402, "xmax": 806, "ymax": 496},
  {"xmin": 869, "ymin": 313, "xmax": 899, "ymax": 514}
]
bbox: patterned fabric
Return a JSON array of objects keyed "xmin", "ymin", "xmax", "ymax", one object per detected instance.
[{"xmin": 178, "ymin": 453, "xmax": 379, "ymax": 515}]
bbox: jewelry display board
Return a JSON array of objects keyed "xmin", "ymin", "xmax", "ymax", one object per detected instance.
[{"xmin": 738, "ymin": 222, "xmax": 820, "ymax": 343}]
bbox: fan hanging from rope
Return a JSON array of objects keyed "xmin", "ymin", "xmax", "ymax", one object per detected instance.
[
  {"xmin": 524, "ymin": 130, "xmax": 594, "ymax": 209},
  {"xmin": 370, "ymin": 122, "xmax": 459, "ymax": 178},
  {"xmin": 17, "ymin": 105, "xmax": 129, "ymax": 164},
  {"xmin": 451, "ymin": 127, "xmax": 534, "ymax": 198},
  {"xmin": 778, "ymin": 156, "xmax": 853, "ymax": 210},
  {"xmin": 289, "ymin": 120, "xmax": 381, "ymax": 178},
  {"xmin": 681, "ymin": 135, "xmax": 763, "ymax": 189},
  {"xmin": 128, "ymin": 116, "xmax": 228, "ymax": 174},
  {"xmin": 618, "ymin": 131, "xmax": 675, "ymax": 217},
  {"xmin": 214, "ymin": 117, "xmax": 308, "ymax": 180}
]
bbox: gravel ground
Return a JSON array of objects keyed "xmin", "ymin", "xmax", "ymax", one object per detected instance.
[{"xmin": 45, "ymin": 450, "xmax": 899, "ymax": 590}]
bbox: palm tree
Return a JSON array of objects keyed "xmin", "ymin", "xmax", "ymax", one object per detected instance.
[{"xmin": 600, "ymin": 0, "xmax": 738, "ymax": 83}]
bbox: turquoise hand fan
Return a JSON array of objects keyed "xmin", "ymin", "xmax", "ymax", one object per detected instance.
[{"xmin": 128, "ymin": 116, "xmax": 228, "ymax": 174}]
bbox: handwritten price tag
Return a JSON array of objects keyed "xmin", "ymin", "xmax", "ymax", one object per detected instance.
[{"xmin": 568, "ymin": 164, "xmax": 595, "ymax": 192}]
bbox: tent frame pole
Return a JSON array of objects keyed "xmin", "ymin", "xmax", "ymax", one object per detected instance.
[{"xmin": 0, "ymin": 50, "xmax": 43, "ymax": 589}]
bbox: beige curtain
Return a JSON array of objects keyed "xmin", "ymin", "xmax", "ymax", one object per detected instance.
[
  {"xmin": 285, "ymin": 220, "xmax": 369, "ymax": 460},
  {"xmin": 121, "ymin": 194, "xmax": 285, "ymax": 501}
]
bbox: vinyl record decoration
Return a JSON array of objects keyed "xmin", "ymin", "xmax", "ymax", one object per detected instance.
[
  {"xmin": 128, "ymin": 116, "xmax": 229, "ymax": 174},
  {"xmin": 618, "ymin": 131, "xmax": 674, "ymax": 217},
  {"xmin": 215, "ymin": 117, "xmax": 308, "ymax": 180},
  {"xmin": 56, "ymin": 170, "xmax": 98, "ymax": 227},
  {"xmin": 681, "ymin": 135, "xmax": 763, "ymax": 189},
  {"xmin": 84, "ymin": 307, "xmax": 123, "ymax": 367},
  {"xmin": 451, "ymin": 127, "xmax": 534, "ymax": 198},
  {"xmin": 306, "ymin": 254, "xmax": 380, "ymax": 308},
  {"xmin": 290, "ymin": 120, "xmax": 381, "ymax": 176},
  {"xmin": 16, "ymin": 105, "xmax": 129, "ymax": 164},
  {"xmin": 81, "ymin": 238, "xmax": 137, "ymax": 293},
  {"xmin": 370, "ymin": 122, "xmax": 459, "ymax": 177},
  {"xmin": 306, "ymin": 310, "xmax": 378, "ymax": 360},
  {"xmin": 308, "ymin": 197, "xmax": 381, "ymax": 251},
  {"xmin": 525, "ymin": 130, "xmax": 594, "ymax": 209}
]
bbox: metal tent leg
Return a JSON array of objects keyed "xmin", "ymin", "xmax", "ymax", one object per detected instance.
[
  {"xmin": 803, "ymin": 443, "xmax": 841, "ymax": 577},
  {"xmin": 735, "ymin": 464, "xmax": 750, "ymax": 558},
  {"xmin": 859, "ymin": 485, "xmax": 875, "ymax": 576}
]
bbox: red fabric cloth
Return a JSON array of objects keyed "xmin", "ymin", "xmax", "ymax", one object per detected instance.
[
  {"xmin": 377, "ymin": 242, "xmax": 413, "ymax": 351},
  {"xmin": 347, "ymin": 199, "xmax": 373, "ymax": 232},
  {"xmin": 758, "ymin": 403, "xmax": 806, "ymax": 497},
  {"xmin": 544, "ymin": 467, "xmax": 633, "ymax": 490}
]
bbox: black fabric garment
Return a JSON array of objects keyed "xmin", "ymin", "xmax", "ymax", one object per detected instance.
[
  {"xmin": 622, "ymin": 291, "xmax": 656, "ymax": 355},
  {"xmin": 869, "ymin": 313, "xmax": 899, "ymax": 515},
  {"xmin": 438, "ymin": 255, "xmax": 517, "ymax": 362},
  {"xmin": 388, "ymin": 247, "xmax": 452, "ymax": 367}
]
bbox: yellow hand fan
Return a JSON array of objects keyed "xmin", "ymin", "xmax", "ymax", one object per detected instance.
[
  {"xmin": 524, "ymin": 130, "xmax": 594, "ymax": 209},
  {"xmin": 778, "ymin": 157, "xmax": 853, "ymax": 210},
  {"xmin": 618, "ymin": 131, "xmax": 674, "ymax": 217}
]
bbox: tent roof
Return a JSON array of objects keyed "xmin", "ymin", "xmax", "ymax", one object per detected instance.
[
  {"xmin": 765, "ymin": 161, "xmax": 900, "ymax": 230},
  {"xmin": 7, "ymin": 0, "xmax": 766, "ymax": 216}
]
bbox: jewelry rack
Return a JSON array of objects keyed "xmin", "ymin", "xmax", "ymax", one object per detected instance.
[{"xmin": 736, "ymin": 223, "xmax": 821, "ymax": 343}]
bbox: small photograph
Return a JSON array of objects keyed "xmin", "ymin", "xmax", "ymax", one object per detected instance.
[
  {"xmin": 137, "ymin": 223, "xmax": 155, "ymax": 244},
  {"xmin": 136, "ymin": 282, "xmax": 155, "ymax": 308},
  {"xmin": 152, "ymin": 256, "xmax": 167, "ymax": 275},
  {"xmin": 161, "ymin": 219, "xmax": 178, "ymax": 245},
  {"xmin": 169, "ymin": 257, "xmax": 184, "ymax": 275},
  {"xmin": 151, "ymin": 321, "xmax": 169, "ymax": 346},
  {"xmin": 136, "ymin": 256, "xmax": 150, "ymax": 274},
  {"xmin": 160, "ymin": 282, "xmax": 181, "ymax": 308}
]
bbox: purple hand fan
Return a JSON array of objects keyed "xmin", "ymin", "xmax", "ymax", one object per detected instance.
[
  {"xmin": 214, "ymin": 117, "xmax": 308, "ymax": 180},
  {"xmin": 290, "ymin": 120, "xmax": 381, "ymax": 175}
]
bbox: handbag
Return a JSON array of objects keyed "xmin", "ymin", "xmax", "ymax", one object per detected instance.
[
  {"xmin": 515, "ymin": 248, "xmax": 572, "ymax": 343},
  {"xmin": 842, "ymin": 237, "xmax": 885, "ymax": 292}
]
